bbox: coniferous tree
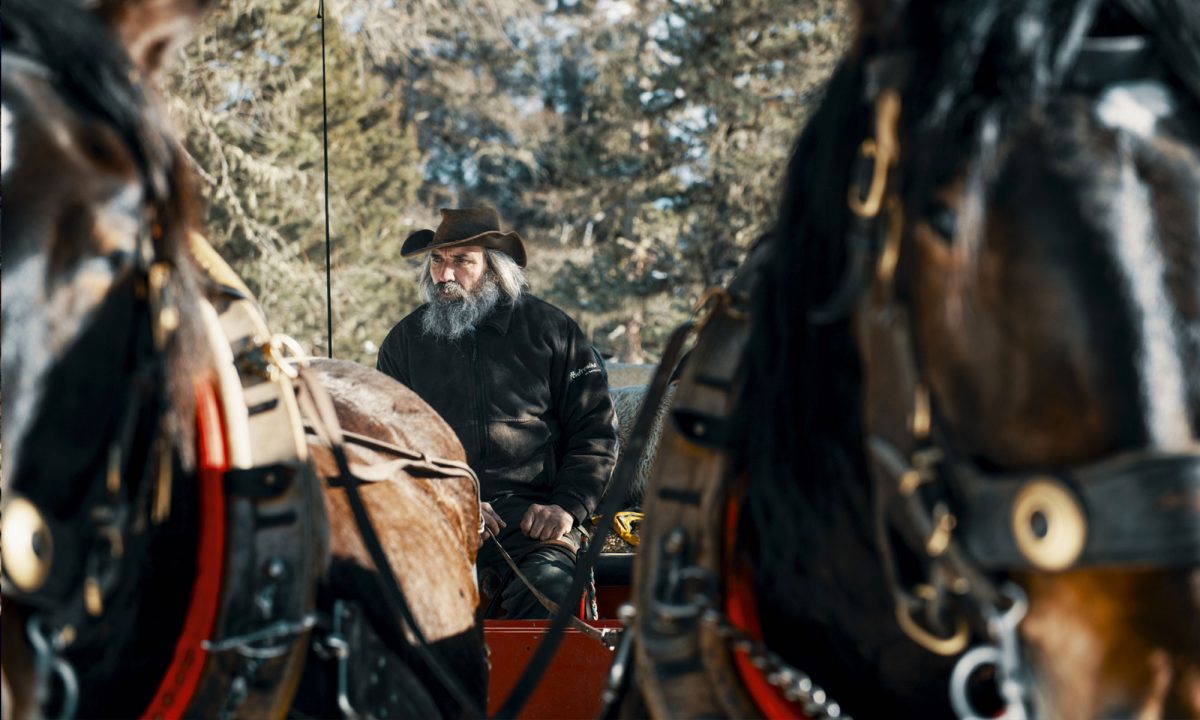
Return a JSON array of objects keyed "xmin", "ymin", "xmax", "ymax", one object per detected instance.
[{"xmin": 168, "ymin": 0, "xmax": 850, "ymax": 364}]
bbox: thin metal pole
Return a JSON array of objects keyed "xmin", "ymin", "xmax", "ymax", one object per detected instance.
[{"xmin": 318, "ymin": 0, "xmax": 333, "ymax": 358}]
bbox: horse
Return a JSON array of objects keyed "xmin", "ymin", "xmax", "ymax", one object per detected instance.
[
  {"xmin": 625, "ymin": 0, "xmax": 1200, "ymax": 717},
  {"xmin": 0, "ymin": 0, "xmax": 487, "ymax": 717},
  {"xmin": 610, "ymin": 383, "xmax": 676, "ymax": 509}
]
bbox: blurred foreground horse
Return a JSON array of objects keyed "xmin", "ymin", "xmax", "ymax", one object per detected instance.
[
  {"xmin": 622, "ymin": 0, "xmax": 1200, "ymax": 717},
  {"xmin": 0, "ymin": 1, "xmax": 487, "ymax": 717}
]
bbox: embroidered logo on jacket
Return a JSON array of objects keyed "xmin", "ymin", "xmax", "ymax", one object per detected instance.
[{"xmin": 569, "ymin": 362, "xmax": 601, "ymax": 382}]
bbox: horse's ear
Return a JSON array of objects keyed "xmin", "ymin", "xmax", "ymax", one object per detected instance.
[{"xmin": 95, "ymin": 0, "xmax": 215, "ymax": 77}]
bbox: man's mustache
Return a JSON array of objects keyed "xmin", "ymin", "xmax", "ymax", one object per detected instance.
[{"xmin": 436, "ymin": 281, "xmax": 466, "ymax": 299}]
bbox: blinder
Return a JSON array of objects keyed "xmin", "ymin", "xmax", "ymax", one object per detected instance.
[
  {"xmin": 954, "ymin": 451, "xmax": 1200, "ymax": 571},
  {"xmin": 870, "ymin": 434, "xmax": 1200, "ymax": 574}
]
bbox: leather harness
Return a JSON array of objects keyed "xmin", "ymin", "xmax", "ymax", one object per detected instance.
[
  {"xmin": 629, "ymin": 281, "xmax": 852, "ymax": 719},
  {"xmin": 174, "ymin": 234, "xmax": 329, "ymax": 719}
]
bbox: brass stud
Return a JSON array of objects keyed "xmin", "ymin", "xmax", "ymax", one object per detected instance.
[
  {"xmin": 1011, "ymin": 477, "xmax": 1086, "ymax": 571},
  {"xmin": 107, "ymin": 446, "xmax": 122, "ymax": 495},
  {"xmin": 158, "ymin": 306, "xmax": 180, "ymax": 334},
  {"xmin": 85, "ymin": 577, "xmax": 104, "ymax": 617},
  {"xmin": 899, "ymin": 469, "xmax": 924, "ymax": 496},
  {"xmin": 910, "ymin": 384, "xmax": 932, "ymax": 440},
  {"xmin": 57, "ymin": 625, "xmax": 77, "ymax": 647},
  {"xmin": 924, "ymin": 505, "xmax": 957, "ymax": 557},
  {"xmin": 0, "ymin": 496, "xmax": 54, "ymax": 592}
]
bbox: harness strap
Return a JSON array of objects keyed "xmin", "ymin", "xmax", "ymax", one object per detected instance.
[
  {"xmin": 302, "ymin": 423, "xmax": 479, "ymax": 490},
  {"xmin": 173, "ymin": 236, "xmax": 328, "ymax": 720},
  {"xmin": 633, "ymin": 291, "xmax": 761, "ymax": 719}
]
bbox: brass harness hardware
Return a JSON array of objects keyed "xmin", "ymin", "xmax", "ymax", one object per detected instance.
[{"xmin": 848, "ymin": 89, "xmax": 902, "ymax": 219}]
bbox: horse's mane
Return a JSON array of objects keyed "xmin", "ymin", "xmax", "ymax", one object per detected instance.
[
  {"xmin": 4, "ymin": 0, "xmax": 212, "ymax": 466},
  {"xmin": 733, "ymin": 0, "xmax": 1200, "ymax": 607}
]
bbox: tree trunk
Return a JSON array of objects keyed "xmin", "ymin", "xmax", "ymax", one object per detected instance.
[{"xmin": 624, "ymin": 308, "xmax": 645, "ymax": 364}]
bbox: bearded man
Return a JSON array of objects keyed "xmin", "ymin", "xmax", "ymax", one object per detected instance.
[{"xmin": 377, "ymin": 207, "xmax": 618, "ymax": 620}]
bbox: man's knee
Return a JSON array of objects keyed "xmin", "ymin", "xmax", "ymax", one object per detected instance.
[{"xmin": 499, "ymin": 547, "xmax": 577, "ymax": 619}]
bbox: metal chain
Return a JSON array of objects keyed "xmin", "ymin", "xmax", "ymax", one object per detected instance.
[{"xmin": 696, "ymin": 604, "xmax": 850, "ymax": 720}]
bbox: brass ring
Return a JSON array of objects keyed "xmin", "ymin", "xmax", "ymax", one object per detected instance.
[
  {"xmin": 847, "ymin": 90, "xmax": 902, "ymax": 218},
  {"xmin": 894, "ymin": 598, "xmax": 969, "ymax": 656}
]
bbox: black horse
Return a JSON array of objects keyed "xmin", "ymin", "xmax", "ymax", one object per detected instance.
[{"xmin": 630, "ymin": 0, "xmax": 1200, "ymax": 717}]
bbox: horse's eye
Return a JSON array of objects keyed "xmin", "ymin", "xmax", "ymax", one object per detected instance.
[
  {"xmin": 80, "ymin": 125, "xmax": 130, "ymax": 171},
  {"xmin": 925, "ymin": 201, "xmax": 958, "ymax": 244}
]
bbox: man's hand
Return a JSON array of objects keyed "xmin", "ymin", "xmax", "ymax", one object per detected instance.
[
  {"xmin": 520, "ymin": 503, "xmax": 573, "ymax": 541},
  {"xmin": 481, "ymin": 501, "xmax": 506, "ymax": 540}
]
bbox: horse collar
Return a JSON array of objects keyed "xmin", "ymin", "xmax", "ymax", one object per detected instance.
[{"xmin": 633, "ymin": 289, "xmax": 850, "ymax": 719}]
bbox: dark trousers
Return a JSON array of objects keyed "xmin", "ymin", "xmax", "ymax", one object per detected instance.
[{"xmin": 487, "ymin": 545, "xmax": 576, "ymax": 619}]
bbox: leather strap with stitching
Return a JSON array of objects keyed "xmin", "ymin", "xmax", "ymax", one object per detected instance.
[{"xmin": 302, "ymin": 423, "xmax": 480, "ymax": 492}]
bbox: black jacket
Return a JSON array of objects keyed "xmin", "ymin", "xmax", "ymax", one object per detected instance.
[{"xmin": 376, "ymin": 293, "xmax": 617, "ymax": 523}]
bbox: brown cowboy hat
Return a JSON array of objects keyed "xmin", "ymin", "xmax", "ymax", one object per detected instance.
[{"xmin": 401, "ymin": 207, "xmax": 527, "ymax": 268}]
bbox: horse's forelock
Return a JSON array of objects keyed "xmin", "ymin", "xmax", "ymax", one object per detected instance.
[{"xmin": 894, "ymin": 0, "xmax": 1200, "ymax": 210}]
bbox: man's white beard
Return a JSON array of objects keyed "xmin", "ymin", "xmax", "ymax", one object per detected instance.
[{"xmin": 421, "ymin": 275, "xmax": 502, "ymax": 339}]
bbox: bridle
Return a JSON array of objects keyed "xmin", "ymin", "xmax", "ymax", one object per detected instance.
[
  {"xmin": 826, "ymin": 8, "xmax": 1200, "ymax": 717},
  {"xmin": 1, "ymin": 265, "xmax": 175, "ymax": 717}
]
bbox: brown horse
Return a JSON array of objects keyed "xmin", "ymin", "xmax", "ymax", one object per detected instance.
[
  {"xmin": 0, "ymin": 0, "xmax": 486, "ymax": 717},
  {"xmin": 628, "ymin": 0, "xmax": 1200, "ymax": 718}
]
